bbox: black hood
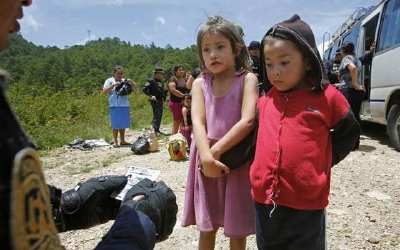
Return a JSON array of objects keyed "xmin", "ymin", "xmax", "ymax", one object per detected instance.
[{"xmin": 259, "ymin": 14, "xmax": 329, "ymax": 93}]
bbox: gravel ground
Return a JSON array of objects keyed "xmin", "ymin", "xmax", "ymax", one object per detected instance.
[{"xmin": 42, "ymin": 122, "xmax": 400, "ymax": 250}]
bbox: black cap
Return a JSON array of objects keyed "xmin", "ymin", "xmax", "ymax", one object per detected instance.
[
  {"xmin": 153, "ymin": 66, "xmax": 165, "ymax": 73},
  {"xmin": 335, "ymin": 48, "xmax": 341, "ymax": 54},
  {"xmin": 248, "ymin": 41, "xmax": 261, "ymax": 49}
]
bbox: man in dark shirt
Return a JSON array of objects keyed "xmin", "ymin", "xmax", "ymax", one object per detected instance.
[
  {"xmin": 248, "ymin": 41, "xmax": 261, "ymax": 81},
  {"xmin": 142, "ymin": 67, "xmax": 167, "ymax": 136},
  {"xmin": 324, "ymin": 48, "xmax": 343, "ymax": 84}
]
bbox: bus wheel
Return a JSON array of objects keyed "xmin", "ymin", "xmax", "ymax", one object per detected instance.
[{"xmin": 387, "ymin": 104, "xmax": 400, "ymax": 151}]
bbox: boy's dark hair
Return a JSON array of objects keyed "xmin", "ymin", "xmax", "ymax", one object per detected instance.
[
  {"xmin": 259, "ymin": 14, "xmax": 329, "ymax": 93},
  {"xmin": 341, "ymin": 41, "xmax": 355, "ymax": 55}
]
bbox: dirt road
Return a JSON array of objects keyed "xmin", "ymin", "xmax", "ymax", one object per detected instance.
[{"xmin": 42, "ymin": 123, "xmax": 400, "ymax": 249}]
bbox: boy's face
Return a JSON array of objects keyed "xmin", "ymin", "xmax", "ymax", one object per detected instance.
[
  {"xmin": 263, "ymin": 39, "xmax": 309, "ymax": 92},
  {"xmin": 0, "ymin": 0, "xmax": 31, "ymax": 51},
  {"xmin": 201, "ymin": 31, "xmax": 236, "ymax": 75}
]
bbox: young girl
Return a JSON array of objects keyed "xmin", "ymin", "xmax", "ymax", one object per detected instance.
[
  {"xmin": 181, "ymin": 16, "xmax": 259, "ymax": 250},
  {"xmin": 180, "ymin": 94, "xmax": 193, "ymax": 147}
]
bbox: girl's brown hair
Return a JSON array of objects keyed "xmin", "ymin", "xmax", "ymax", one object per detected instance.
[{"xmin": 196, "ymin": 15, "xmax": 252, "ymax": 72}]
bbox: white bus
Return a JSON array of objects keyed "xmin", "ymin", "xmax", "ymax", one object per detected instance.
[{"xmin": 323, "ymin": 0, "xmax": 400, "ymax": 151}]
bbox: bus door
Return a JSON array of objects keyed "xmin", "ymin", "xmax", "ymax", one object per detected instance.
[{"xmin": 361, "ymin": 14, "xmax": 379, "ymax": 99}]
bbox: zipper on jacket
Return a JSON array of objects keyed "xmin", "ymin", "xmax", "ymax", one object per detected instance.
[{"xmin": 269, "ymin": 93, "xmax": 289, "ymax": 217}]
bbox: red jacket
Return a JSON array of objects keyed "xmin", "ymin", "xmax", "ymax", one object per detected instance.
[{"xmin": 250, "ymin": 84, "xmax": 359, "ymax": 210}]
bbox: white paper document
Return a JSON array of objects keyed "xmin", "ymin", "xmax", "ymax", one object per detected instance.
[{"xmin": 112, "ymin": 166, "xmax": 160, "ymax": 200}]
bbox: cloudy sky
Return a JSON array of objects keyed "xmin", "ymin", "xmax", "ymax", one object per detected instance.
[{"xmin": 20, "ymin": 0, "xmax": 380, "ymax": 54}]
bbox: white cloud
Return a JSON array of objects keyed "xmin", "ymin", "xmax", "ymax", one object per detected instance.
[
  {"xmin": 155, "ymin": 16, "xmax": 166, "ymax": 25},
  {"xmin": 176, "ymin": 25, "xmax": 185, "ymax": 35},
  {"xmin": 142, "ymin": 32, "xmax": 152, "ymax": 42},
  {"xmin": 75, "ymin": 35, "xmax": 97, "ymax": 46},
  {"xmin": 51, "ymin": 0, "xmax": 195, "ymax": 7},
  {"xmin": 21, "ymin": 14, "xmax": 41, "ymax": 31}
]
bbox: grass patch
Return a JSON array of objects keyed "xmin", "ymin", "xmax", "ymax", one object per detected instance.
[{"xmin": 7, "ymin": 86, "xmax": 173, "ymax": 150}]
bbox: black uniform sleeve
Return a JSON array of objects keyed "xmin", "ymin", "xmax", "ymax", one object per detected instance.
[
  {"xmin": 95, "ymin": 200, "xmax": 156, "ymax": 250},
  {"xmin": 331, "ymin": 108, "xmax": 360, "ymax": 166},
  {"xmin": 142, "ymin": 78, "xmax": 153, "ymax": 97}
]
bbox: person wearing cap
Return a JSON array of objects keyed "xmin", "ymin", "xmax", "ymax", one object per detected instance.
[
  {"xmin": 248, "ymin": 41, "xmax": 261, "ymax": 80},
  {"xmin": 143, "ymin": 66, "xmax": 167, "ymax": 136},
  {"xmin": 248, "ymin": 40, "xmax": 268, "ymax": 96},
  {"xmin": 324, "ymin": 48, "xmax": 343, "ymax": 85}
]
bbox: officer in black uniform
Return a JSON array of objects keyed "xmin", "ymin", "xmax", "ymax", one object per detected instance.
[
  {"xmin": 142, "ymin": 66, "xmax": 167, "ymax": 136},
  {"xmin": 248, "ymin": 41, "xmax": 269, "ymax": 96},
  {"xmin": 0, "ymin": 1, "xmax": 177, "ymax": 249}
]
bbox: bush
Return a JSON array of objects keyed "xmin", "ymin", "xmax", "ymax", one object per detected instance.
[{"xmin": 6, "ymin": 85, "xmax": 172, "ymax": 149}]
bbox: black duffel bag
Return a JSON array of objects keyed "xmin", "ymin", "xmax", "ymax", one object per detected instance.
[
  {"xmin": 220, "ymin": 108, "xmax": 258, "ymax": 170},
  {"xmin": 115, "ymin": 80, "xmax": 133, "ymax": 96}
]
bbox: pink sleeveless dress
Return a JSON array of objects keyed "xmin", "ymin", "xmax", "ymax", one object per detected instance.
[{"xmin": 181, "ymin": 71, "xmax": 255, "ymax": 238}]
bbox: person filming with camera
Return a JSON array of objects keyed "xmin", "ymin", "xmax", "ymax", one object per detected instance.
[
  {"xmin": 1, "ymin": 2, "xmax": 178, "ymax": 249},
  {"xmin": 103, "ymin": 65, "xmax": 137, "ymax": 147}
]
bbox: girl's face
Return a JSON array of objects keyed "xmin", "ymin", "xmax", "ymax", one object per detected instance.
[
  {"xmin": 176, "ymin": 67, "xmax": 185, "ymax": 78},
  {"xmin": 183, "ymin": 97, "xmax": 191, "ymax": 107},
  {"xmin": 201, "ymin": 32, "xmax": 236, "ymax": 75},
  {"xmin": 0, "ymin": 0, "xmax": 32, "ymax": 51},
  {"xmin": 113, "ymin": 69, "xmax": 123, "ymax": 81},
  {"xmin": 263, "ymin": 39, "xmax": 309, "ymax": 92}
]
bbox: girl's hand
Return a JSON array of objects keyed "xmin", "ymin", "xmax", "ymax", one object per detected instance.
[{"xmin": 199, "ymin": 160, "xmax": 230, "ymax": 178}]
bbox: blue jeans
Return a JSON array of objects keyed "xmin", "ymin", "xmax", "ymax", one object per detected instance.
[{"xmin": 254, "ymin": 202, "xmax": 325, "ymax": 250}]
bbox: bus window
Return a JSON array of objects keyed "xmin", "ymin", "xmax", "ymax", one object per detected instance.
[
  {"xmin": 342, "ymin": 23, "xmax": 361, "ymax": 48},
  {"xmin": 328, "ymin": 42, "xmax": 340, "ymax": 61},
  {"xmin": 323, "ymin": 48, "xmax": 331, "ymax": 62},
  {"xmin": 363, "ymin": 14, "xmax": 379, "ymax": 52},
  {"xmin": 377, "ymin": 0, "xmax": 400, "ymax": 52}
]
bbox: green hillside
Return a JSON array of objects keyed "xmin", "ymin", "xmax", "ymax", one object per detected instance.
[{"xmin": 0, "ymin": 34, "xmax": 199, "ymax": 149}]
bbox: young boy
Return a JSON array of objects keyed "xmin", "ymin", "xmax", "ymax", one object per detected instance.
[{"xmin": 250, "ymin": 15, "xmax": 360, "ymax": 249}]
